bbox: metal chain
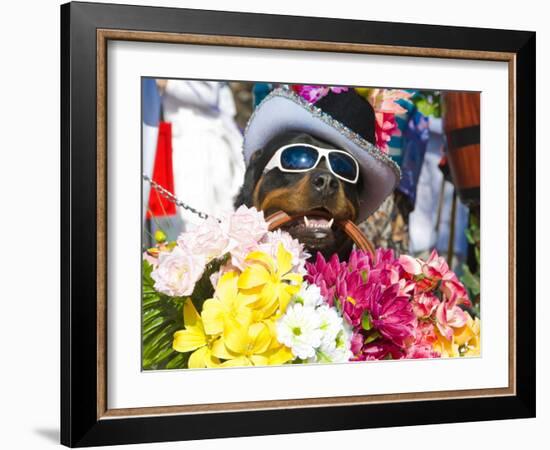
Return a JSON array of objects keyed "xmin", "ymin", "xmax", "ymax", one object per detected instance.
[{"xmin": 143, "ymin": 174, "xmax": 218, "ymax": 221}]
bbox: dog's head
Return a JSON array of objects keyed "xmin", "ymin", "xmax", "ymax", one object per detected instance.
[{"xmin": 235, "ymin": 131, "xmax": 362, "ymax": 257}]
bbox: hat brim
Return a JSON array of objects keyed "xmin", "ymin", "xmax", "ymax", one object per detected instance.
[{"xmin": 243, "ymin": 89, "xmax": 401, "ymax": 222}]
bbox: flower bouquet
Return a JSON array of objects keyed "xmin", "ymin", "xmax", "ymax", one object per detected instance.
[{"xmin": 142, "ymin": 206, "xmax": 480, "ymax": 370}]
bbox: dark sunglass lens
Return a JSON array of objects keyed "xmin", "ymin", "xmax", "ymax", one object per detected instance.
[
  {"xmin": 328, "ymin": 152, "xmax": 358, "ymax": 181},
  {"xmin": 280, "ymin": 146, "xmax": 318, "ymax": 170}
]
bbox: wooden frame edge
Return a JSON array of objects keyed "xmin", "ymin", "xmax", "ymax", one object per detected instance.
[
  {"xmin": 508, "ymin": 55, "xmax": 517, "ymax": 396},
  {"xmin": 97, "ymin": 28, "xmax": 108, "ymax": 419},
  {"xmin": 98, "ymin": 29, "xmax": 515, "ymax": 61},
  {"xmin": 95, "ymin": 28, "xmax": 517, "ymax": 420},
  {"xmin": 100, "ymin": 386, "xmax": 515, "ymax": 419}
]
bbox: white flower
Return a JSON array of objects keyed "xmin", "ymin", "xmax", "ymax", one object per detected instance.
[
  {"xmin": 315, "ymin": 338, "xmax": 353, "ymax": 363},
  {"xmin": 276, "ymin": 303, "xmax": 322, "ymax": 360},
  {"xmin": 316, "ymin": 305, "xmax": 344, "ymax": 350},
  {"xmin": 151, "ymin": 246, "xmax": 205, "ymax": 297},
  {"xmin": 309, "ymin": 315, "xmax": 353, "ymax": 364},
  {"xmin": 292, "ymin": 283, "xmax": 325, "ymax": 308},
  {"xmin": 328, "ymin": 326, "xmax": 354, "ymax": 362}
]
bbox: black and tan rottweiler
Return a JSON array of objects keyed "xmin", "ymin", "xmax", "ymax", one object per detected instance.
[{"xmin": 235, "ymin": 131, "xmax": 362, "ymax": 258}]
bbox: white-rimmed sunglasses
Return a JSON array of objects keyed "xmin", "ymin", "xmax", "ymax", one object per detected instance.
[{"xmin": 263, "ymin": 143, "xmax": 360, "ymax": 184}]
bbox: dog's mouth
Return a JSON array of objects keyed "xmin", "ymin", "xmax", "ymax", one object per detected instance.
[{"xmin": 281, "ymin": 209, "xmax": 339, "ymax": 252}]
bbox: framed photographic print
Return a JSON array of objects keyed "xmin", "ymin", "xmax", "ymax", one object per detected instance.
[{"xmin": 60, "ymin": 1, "xmax": 536, "ymax": 447}]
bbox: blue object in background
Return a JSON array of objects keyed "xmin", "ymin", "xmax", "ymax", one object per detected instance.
[
  {"xmin": 387, "ymin": 94, "xmax": 430, "ymax": 210},
  {"xmin": 142, "ymin": 77, "xmax": 162, "ymax": 126},
  {"xmin": 142, "ymin": 78, "xmax": 162, "ymax": 228},
  {"xmin": 253, "ymin": 83, "xmax": 273, "ymax": 107},
  {"xmin": 398, "ymin": 108, "xmax": 430, "ymax": 209}
]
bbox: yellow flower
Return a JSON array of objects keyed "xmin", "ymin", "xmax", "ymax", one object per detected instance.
[
  {"xmin": 262, "ymin": 318, "xmax": 295, "ymax": 365},
  {"xmin": 433, "ymin": 329, "xmax": 459, "ymax": 358},
  {"xmin": 237, "ymin": 244, "xmax": 303, "ymax": 319},
  {"xmin": 211, "ymin": 318, "xmax": 293, "ymax": 367},
  {"xmin": 173, "ymin": 245, "xmax": 301, "ymax": 369},
  {"xmin": 433, "ymin": 312, "xmax": 480, "ymax": 358},
  {"xmin": 173, "ymin": 298, "xmax": 219, "ymax": 368},
  {"xmin": 201, "ymin": 271, "xmax": 256, "ymax": 337},
  {"xmin": 454, "ymin": 314, "xmax": 481, "ymax": 357}
]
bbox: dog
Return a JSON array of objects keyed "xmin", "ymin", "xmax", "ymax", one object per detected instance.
[{"xmin": 235, "ymin": 130, "xmax": 362, "ymax": 259}]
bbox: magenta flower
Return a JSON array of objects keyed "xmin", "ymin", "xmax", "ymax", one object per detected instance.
[
  {"xmin": 335, "ymin": 271, "xmax": 369, "ymax": 327},
  {"xmin": 305, "ymin": 252, "xmax": 342, "ymax": 305},
  {"xmin": 291, "ymin": 85, "xmax": 329, "ymax": 103},
  {"xmin": 350, "ymin": 331, "xmax": 364, "ymax": 357},
  {"xmin": 368, "ymin": 249, "xmax": 415, "ymax": 296},
  {"xmin": 329, "ymin": 86, "xmax": 349, "ymax": 94},
  {"xmin": 366, "ymin": 283, "xmax": 417, "ymax": 347},
  {"xmin": 359, "ymin": 339, "xmax": 404, "ymax": 361},
  {"xmin": 346, "ymin": 248, "xmax": 373, "ymax": 273},
  {"xmin": 305, "ymin": 247, "xmax": 469, "ymax": 361},
  {"xmin": 291, "ymin": 85, "xmax": 349, "ymax": 104}
]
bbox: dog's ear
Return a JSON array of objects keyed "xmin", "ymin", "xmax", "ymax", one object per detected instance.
[{"xmin": 234, "ymin": 151, "xmax": 264, "ymax": 208}]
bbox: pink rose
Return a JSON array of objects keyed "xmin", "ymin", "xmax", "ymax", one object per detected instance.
[
  {"xmin": 226, "ymin": 205, "xmax": 268, "ymax": 245},
  {"xmin": 177, "ymin": 217, "xmax": 229, "ymax": 262},
  {"xmin": 151, "ymin": 246, "xmax": 204, "ymax": 297},
  {"xmin": 224, "ymin": 206, "xmax": 268, "ymax": 268}
]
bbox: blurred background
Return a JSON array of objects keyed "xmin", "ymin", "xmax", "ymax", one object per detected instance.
[{"xmin": 142, "ymin": 79, "xmax": 480, "ymax": 311}]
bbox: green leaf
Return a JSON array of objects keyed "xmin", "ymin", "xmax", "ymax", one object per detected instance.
[
  {"xmin": 165, "ymin": 353, "xmax": 187, "ymax": 369},
  {"xmin": 140, "ymin": 254, "xmax": 232, "ymax": 370},
  {"xmin": 334, "ymin": 297, "xmax": 342, "ymax": 314},
  {"xmin": 361, "ymin": 312, "xmax": 373, "ymax": 331},
  {"xmin": 460, "ymin": 264, "xmax": 480, "ymax": 297},
  {"xmin": 364, "ymin": 330, "xmax": 381, "ymax": 344},
  {"xmin": 141, "ymin": 257, "xmax": 187, "ymax": 370},
  {"xmin": 142, "ymin": 317, "xmax": 165, "ymax": 336},
  {"xmin": 360, "ymin": 270, "xmax": 369, "ymax": 284}
]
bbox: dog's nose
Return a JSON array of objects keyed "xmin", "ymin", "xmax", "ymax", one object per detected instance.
[{"xmin": 311, "ymin": 172, "xmax": 339, "ymax": 196}]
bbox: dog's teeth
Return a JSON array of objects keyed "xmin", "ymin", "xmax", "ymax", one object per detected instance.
[
  {"xmin": 304, "ymin": 216, "xmax": 310, "ymax": 227},
  {"xmin": 328, "ymin": 218, "xmax": 334, "ymax": 228}
]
